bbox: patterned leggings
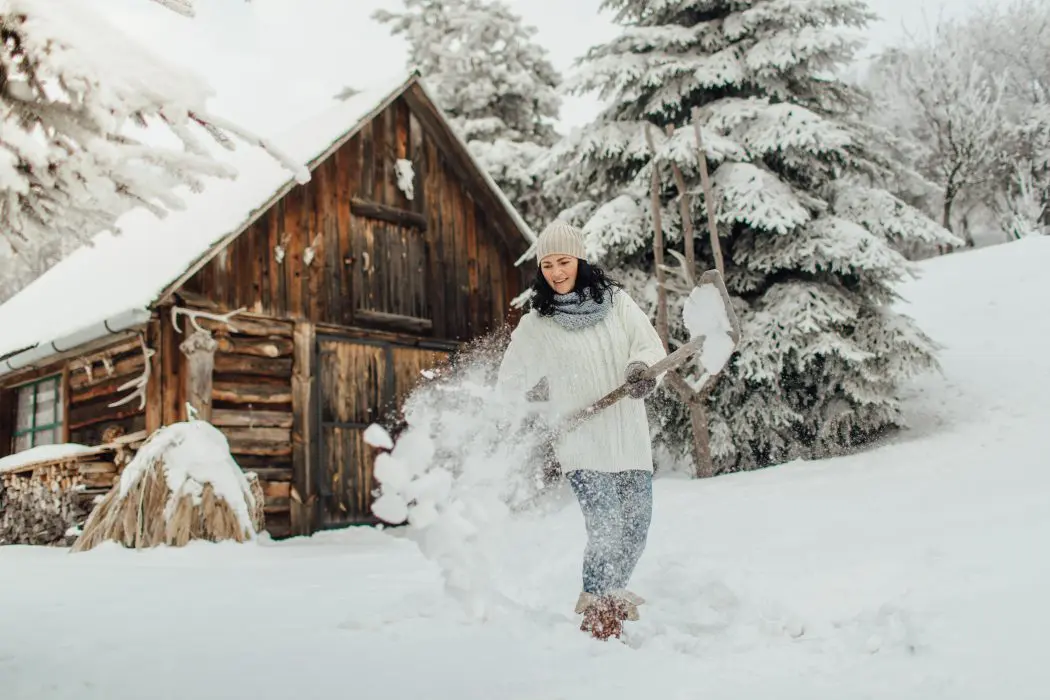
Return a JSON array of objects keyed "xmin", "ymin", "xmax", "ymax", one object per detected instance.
[{"xmin": 566, "ymin": 469, "xmax": 653, "ymax": 595}]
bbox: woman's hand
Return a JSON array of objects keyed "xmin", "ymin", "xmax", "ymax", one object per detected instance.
[{"xmin": 625, "ymin": 361, "xmax": 656, "ymax": 399}]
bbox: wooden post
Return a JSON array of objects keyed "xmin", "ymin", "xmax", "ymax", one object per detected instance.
[
  {"xmin": 666, "ymin": 124, "xmax": 696, "ymax": 283},
  {"xmin": 691, "ymin": 107, "xmax": 725, "ymax": 278},
  {"xmin": 179, "ymin": 329, "xmax": 217, "ymax": 422},
  {"xmin": 644, "ymin": 123, "xmax": 669, "ymax": 349},
  {"xmin": 290, "ymin": 321, "xmax": 316, "ymax": 536},
  {"xmin": 145, "ymin": 318, "xmax": 163, "ymax": 433}
]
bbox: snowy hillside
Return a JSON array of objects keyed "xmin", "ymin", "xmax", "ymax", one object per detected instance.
[{"xmin": 2, "ymin": 238, "xmax": 1048, "ymax": 699}]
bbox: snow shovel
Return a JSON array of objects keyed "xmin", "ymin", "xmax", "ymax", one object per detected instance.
[{"xmin": 557, "ymin": 268, "xmax": 740, "ymax": 438}]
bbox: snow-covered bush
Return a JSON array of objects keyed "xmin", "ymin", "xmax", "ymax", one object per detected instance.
[
  {"xmin": 863, "ymin": 0, "xmax": 1050, "ymax": 243},
  {"xmin": 539, "ymin": 0, "xmax": 959, "ymax": 473}
]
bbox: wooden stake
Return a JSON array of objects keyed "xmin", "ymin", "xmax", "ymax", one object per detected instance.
[
  {"xmin": 666, "ymin": 124, "xmax": 696, "ymax": 284},
  {"xmin": 644, "ymin": 123, "xmax": 669, "ymax": 350},
  {"xmin": 691, "ymin": 107, "xmax": 725, "ymax": 278},
  {"xmin": 179, "ymin": 329, "xmax": 217, "ymax": 422}
]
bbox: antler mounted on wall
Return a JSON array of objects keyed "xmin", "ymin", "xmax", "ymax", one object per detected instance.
[
  {"xmin": 108, "ymin": 334, "xmax": 156, "ymax": 411},
  {"xmin": 170, "ymin": 305, "xmax": 245, "ymax": 334}
]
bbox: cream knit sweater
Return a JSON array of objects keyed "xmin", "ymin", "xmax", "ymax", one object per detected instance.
[{"xmin": 497, "ymin": 289, "xmax": 667, "ymax": 474}]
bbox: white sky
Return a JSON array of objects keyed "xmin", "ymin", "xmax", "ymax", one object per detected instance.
[{"xmin": 97, "ymin": 0, "xmax": 992, "ymax": 139}]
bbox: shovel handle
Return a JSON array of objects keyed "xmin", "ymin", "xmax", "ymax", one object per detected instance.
[{"xmin": 556, "ymin": 268, "xmax": 740, "ymax": 438}]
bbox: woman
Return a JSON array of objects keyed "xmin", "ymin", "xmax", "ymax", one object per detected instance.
[{"xmin": 497, "ymin": 219, "xmax": 666, "ymax": 633}]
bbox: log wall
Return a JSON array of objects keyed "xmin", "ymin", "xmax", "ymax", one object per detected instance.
[
  {"xmin": 67, "ymin": 336, "xmax": 149, "ymax": 445},
  {"xmin": 186, "ymin": 312, "xmax": 295, "ymax": 537},
  {"xmin": 0, "ymin": 334, "xmax": 148, "ymax": 459}
]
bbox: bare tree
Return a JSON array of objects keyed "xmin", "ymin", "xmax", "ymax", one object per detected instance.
[
  {"xmin": 893, "ymin": 28, "xmax": 1009, "ymax": 235},
  {"xmin": 865, "ymin": 2, "xmax": 1050, "ymax": 242}
]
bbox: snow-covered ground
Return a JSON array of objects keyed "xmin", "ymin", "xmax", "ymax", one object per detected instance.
[{"xmin": 2, "ymin": 238, "xmax": 1048, "ymax": 699}]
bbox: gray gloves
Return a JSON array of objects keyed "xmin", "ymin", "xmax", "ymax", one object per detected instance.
[{"xmin": 625, "ymin": 361, "xmax": 656, "ymax": 399}]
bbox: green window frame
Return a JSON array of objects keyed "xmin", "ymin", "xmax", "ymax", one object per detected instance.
[{"xmin": 12, "ymin": 375, "xmax": 64, "ymax": 453}]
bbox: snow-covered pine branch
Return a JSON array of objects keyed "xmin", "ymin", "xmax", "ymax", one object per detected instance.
[{"xmin": 0, "ymin": 0, "xmax": 308, "ymax": 255}]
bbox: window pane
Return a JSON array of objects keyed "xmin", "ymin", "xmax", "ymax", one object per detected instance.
[
  {"xmin": 33, "ymin": 429, "xmax": 55, "ymax": 447},
  {"xmin": 15, "ymin": 386, "xmax": 33, "ymax": 432},
  {"xmin": 35, "ymin": 396, "xmax": 57, "ymax": 427},
  {"xmin": 36, "ymin": 381, "xmax": 56, "ymax": 404},
  {"xmin": 14, "ymin": 433, "xmax": 31, "ymax": 453},
  {"xmin": 54, "ymin": 379, "xmax": 63, "ymax": 427}
]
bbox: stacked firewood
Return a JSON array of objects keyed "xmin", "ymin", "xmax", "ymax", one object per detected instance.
[
  {"xmin": 1, "ymin": 460, "xmax": 107, "ymax": 545},
  {"xmin": 0, "ymin": 437, "xmax": 140, "ymax": 546}
]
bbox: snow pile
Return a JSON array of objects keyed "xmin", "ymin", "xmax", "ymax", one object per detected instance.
[
  {"xmin": 116, "ymin": 421, "xmax": 257, "ymax": 535},
  {"xmin": 682, "ymin": 281, "xmax": 736, "ymax": 388},
  {"xmin": 0, "ymin": 443, "xmax": 96, "ymax": 474},
  {"xmin": 366, "ymin": 332, "xmax": 559, "ymax": 616}
]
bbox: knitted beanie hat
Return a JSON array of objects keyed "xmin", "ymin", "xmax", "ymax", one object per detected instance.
[{"xmin": 535, "ymin": 220, "xmax": 587, "ymax": 262}]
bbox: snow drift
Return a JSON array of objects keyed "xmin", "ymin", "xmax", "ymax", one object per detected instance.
[{"xmin": 1, "ymin": 237, "xmax": 1048, "ymax": 699}]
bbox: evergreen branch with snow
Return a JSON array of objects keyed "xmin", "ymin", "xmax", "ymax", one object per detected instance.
[{"xmin": 0, "ymin": 0, "xmax": 309, "ymax": 255}]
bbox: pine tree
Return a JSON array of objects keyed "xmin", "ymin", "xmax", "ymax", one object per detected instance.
[
  {"xmin": 540, "ymin": 0, "xmax": 960, "ymax": 472},
  {"xmin": 374, "ymin": 0, "xmax": 562, "ymax": 228},
  {"xmin": 0, "ymin": 0, "xmax": 307, "ymax": 256}
]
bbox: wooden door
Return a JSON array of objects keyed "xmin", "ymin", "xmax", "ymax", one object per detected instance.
[
  {"xmin": 313, "ymin": 334, "xmax": 449, "ymax": 528},
  {"xmin": 349, "ymin": 212, "xmax": 431, "ymax": 332}
]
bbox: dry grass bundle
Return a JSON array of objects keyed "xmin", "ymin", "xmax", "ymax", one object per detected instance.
[{"xmin": 72, "ymin": 421, "xmax": 264, "ymax": 552}]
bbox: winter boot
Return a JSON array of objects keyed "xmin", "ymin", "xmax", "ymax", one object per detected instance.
[
  {"xmin": 610, "ymin": 588, "xmax": 645, "ymax": 608},
  {"xmin": 575, "ymin": 591, "xmax": 639, "ymax": 621},
  {"xmin": 579, "ymin": 595, "xmax": 631, "ymax": 640},
  {"xmin": 574, "ymin": 592, "xmax": 599, "ymax": 614}
]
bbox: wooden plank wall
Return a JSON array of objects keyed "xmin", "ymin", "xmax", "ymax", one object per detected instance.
[
  {"xmin": 313, "ymin": 336, "xmax": 450, "ymax": 527},
  {"xmin": 179, "ymin": 95, "xmax": 526, "ymax": 343}
]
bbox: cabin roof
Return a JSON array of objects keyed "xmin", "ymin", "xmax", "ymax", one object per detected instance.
[{"xmin": 0, "ymin": 72, "xmax": 536, "ymax": 372}]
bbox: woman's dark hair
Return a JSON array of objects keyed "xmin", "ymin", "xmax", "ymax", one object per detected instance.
[{"xmin": 530, "ymin": 259, "xmax": 622, "ymax": 317}]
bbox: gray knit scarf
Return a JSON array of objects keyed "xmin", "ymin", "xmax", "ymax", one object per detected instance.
[{"xmin": 551, "ymin": 288, "xmax": 613, "ymax": 330}]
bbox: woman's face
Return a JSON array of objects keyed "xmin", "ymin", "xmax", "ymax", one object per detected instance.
[{"xmin": 541, "ymin": 254, "xmax": 579, "ymax": 294}]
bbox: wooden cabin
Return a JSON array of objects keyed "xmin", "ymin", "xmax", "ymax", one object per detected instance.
[{"xmin": 0, "ymin": 72, "xmax": 534, "ymax": 540}]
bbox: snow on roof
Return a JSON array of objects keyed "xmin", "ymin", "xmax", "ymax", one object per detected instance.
[{"xmin": 0, "ymin": 72, "xmax": 533, "ymax": 365}]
